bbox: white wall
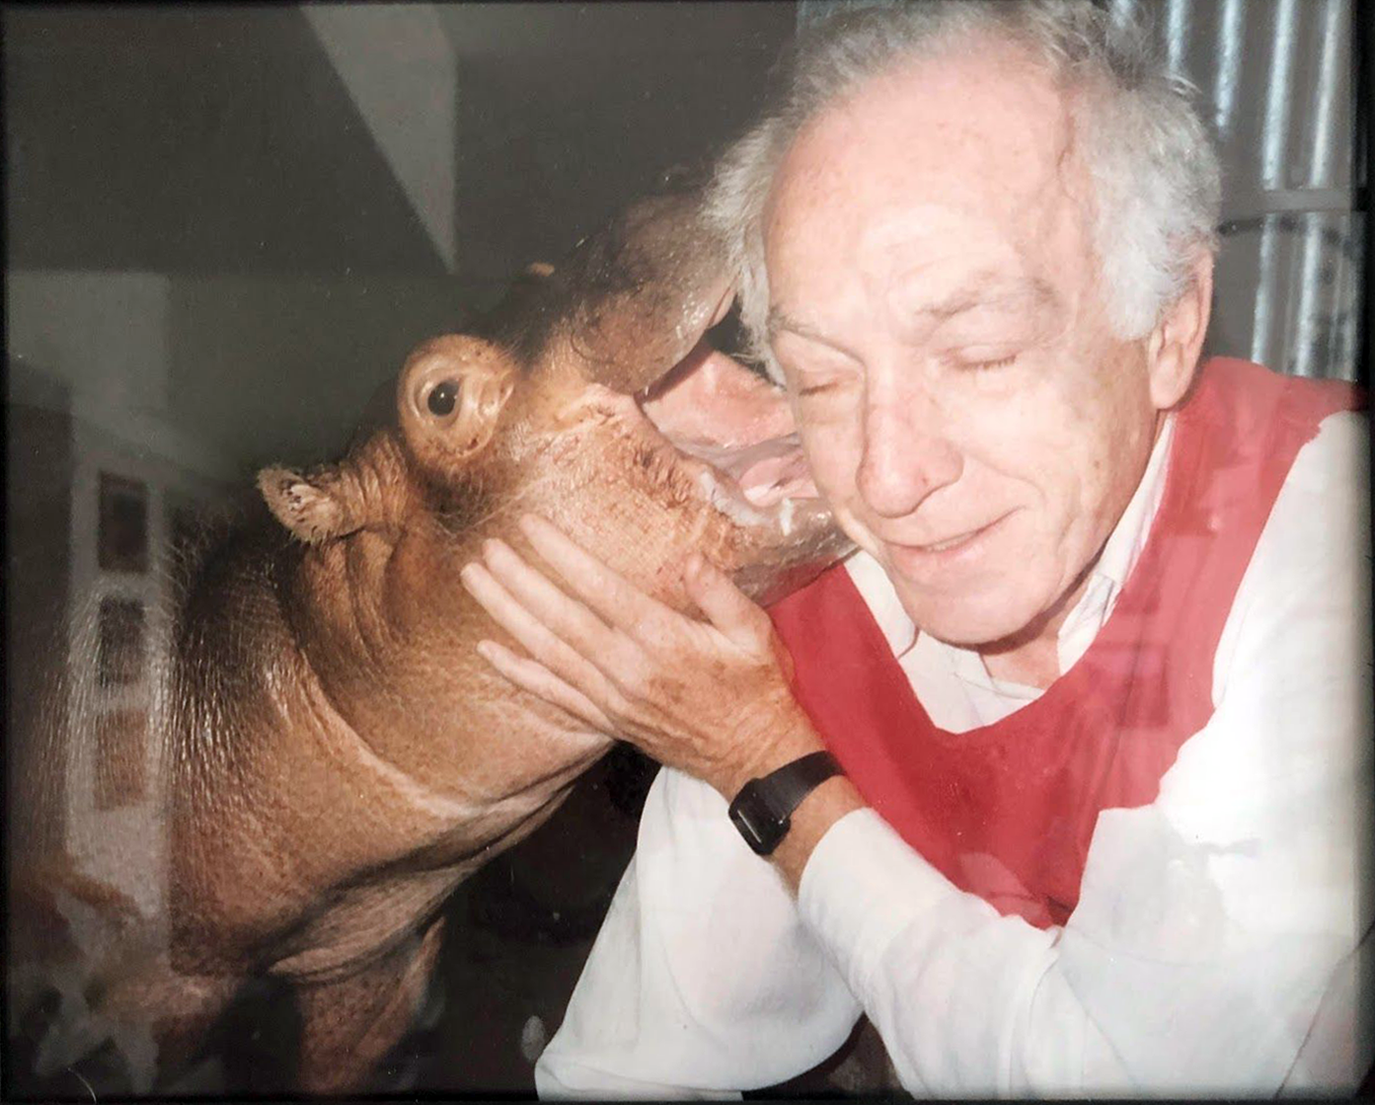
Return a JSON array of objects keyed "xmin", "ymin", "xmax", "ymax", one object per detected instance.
[{"xmin": 7, "ymin": 271, "xmax": 235, "ymax": 915}]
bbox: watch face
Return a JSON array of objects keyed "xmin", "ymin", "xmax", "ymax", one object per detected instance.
[{"xmin": 728, "ymin": 781, "xmax": 785, "ymax": 856}]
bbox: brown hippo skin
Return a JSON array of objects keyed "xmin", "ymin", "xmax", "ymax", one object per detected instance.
[{"xmin": 16, "ymin": 187, "xmax": 850, "ymax": 1094}]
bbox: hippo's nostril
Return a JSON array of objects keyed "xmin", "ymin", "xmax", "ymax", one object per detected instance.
[{"xmin": 427, "ymin": 380, "xmax": 459, "ymax": 417}]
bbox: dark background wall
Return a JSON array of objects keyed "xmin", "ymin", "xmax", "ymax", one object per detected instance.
[
  {"xmin": 5, "ymin": 6, "xmax": 446, "ymax": 277},
  {"xmin": 441, "ymin": 4, "xmax": 796, "ymax": 288}
]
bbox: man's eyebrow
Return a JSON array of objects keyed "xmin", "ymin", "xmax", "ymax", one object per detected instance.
[
  {"xmin": 766, "ymin": 307, "xmax": 828, "ymax": 340},
  {"xmin": 922, "ymin": 278, "xmax": 1060, "ymax": 321},
  {"xmin": 766, "ymin": 310, "xmax": 863, "ymax": 363}
]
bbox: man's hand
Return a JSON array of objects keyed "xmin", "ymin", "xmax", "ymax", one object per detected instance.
[{"xmin": 458, "ymin": 513, "xmax": 824, "ymax": 800}]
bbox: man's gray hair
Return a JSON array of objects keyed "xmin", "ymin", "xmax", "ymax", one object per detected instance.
[{"xmin": 707, "ymin": 0, "xmax": 1222, "ymax": 380}]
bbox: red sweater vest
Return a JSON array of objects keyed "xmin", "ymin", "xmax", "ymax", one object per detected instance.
[{"xmin": 769, "ymin": 359, "xmax": 1362, "ymax": 928}]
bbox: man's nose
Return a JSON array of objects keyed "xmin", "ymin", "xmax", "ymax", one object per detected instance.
[{"xmin": 855, "ymin": 378, "xmax": 963, "ymax": 518}]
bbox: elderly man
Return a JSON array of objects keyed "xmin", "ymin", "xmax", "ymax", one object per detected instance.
[{"xmin": 460, "ymin": 0, "xmax": 1371, "ymax": 1095}]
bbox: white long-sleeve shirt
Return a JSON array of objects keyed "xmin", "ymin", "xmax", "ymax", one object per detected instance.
[{"xmin": 536, "ymin": 410, "xmax": 1373, "ymax": 1097}]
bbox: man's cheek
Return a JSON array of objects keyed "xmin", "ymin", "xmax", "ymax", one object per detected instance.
[
  {"xmin": 798, "ymin": 424, "xmax": 860, "ymax": 502},
  {"xmin": 830, "ymin": 504, "xmax": 883, "ymax": 562}
]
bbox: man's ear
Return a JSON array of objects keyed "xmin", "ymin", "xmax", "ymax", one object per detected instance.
[{"xmin": 1146, "ymin": 249, "xmax": 1213, "ymax": 411}]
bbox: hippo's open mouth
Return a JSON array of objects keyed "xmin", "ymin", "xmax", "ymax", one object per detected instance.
[{"xmin": 633, "ymin": 338, "xmax": 827, "ymax": 537}]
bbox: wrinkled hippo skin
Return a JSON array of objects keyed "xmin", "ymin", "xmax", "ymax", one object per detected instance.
[{"xmin": 11, "ymin": 184, "xmax": 850, "ymax": 1094}]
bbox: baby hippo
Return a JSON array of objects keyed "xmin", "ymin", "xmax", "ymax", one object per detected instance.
[{"xmin": 16, "ymin": 184, "xmax": 849, "ymax": 1095}]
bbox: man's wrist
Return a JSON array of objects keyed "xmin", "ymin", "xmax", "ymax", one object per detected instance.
[
  {"xmin": 719, "ymin": 726, "xmax": 867, "ymax": 889},
  {"xmin": 728, "ymin": 751, "xmax": 843, "ymax": 856},
  {"xmin": 770, "ymin": 774, "xmax": 866, "ymax": 890}
]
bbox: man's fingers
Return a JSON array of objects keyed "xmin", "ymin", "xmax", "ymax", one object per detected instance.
[
  {"xmin": 519, "ymin": 514, "xmax": 676, "ymax": 640},
  {"xmin": 460, "ymin": 560, "xmax": 617, "ymax": 706},
  {"xmin": 482, "ymin": 536, "xmax": 613, "ymax": 654},
  {"xmin": 475, "ymin": 639, "xmax": 615, "ymax": 734},
  {"xmin": 684, "ymin": 554, "xmax": 771, "ymax": 650}
]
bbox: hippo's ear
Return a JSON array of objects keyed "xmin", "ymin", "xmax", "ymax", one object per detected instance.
[
  {"xmin": 257, "ymin": 465, "xmax": 362, "ymax": 544},
  {"xmin": 397, "ymin": 335, "xmax": 517, "ymax": 476}
]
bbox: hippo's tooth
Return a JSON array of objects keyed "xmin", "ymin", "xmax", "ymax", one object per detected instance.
[{"xmin": 698, "ymin": 469, "xmax": 775, "ymax": 530}]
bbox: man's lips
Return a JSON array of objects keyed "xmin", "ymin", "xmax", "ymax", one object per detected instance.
[{"xmin": 880, "ymin": 511, "xmax": 1016, "ymax": 567}]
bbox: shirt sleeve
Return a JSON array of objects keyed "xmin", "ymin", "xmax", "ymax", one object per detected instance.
[
  {"xmin": 534, "ymin": 765, "xmax": 862, "ymax": 1098},
  {"xmin": 796, "ymin": 411, "xmax": 1373, "ymax": 1095}
]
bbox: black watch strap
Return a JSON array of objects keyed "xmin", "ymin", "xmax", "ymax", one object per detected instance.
[{"xmin": 728, "ymin": 751, "xmax": 842, "ymax": 856}]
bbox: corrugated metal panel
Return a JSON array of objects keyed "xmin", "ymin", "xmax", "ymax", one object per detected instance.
[
  {"xmin": 1111, "ymin": 0, "xmax": 1362, "ymax": 380},
  {"xmin": 797, "ymin": 0, "xmax": 1365, "ymax": 382}
]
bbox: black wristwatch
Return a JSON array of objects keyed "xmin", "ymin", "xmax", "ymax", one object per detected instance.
[{"xmin": 728, "ymin": 751, "xmax": 842, "ymax": 856}]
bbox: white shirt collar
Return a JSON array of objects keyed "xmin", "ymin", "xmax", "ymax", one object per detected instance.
[{"xmin": 845, "ymin": 413, "xmax": 1177, "ymax": 680}]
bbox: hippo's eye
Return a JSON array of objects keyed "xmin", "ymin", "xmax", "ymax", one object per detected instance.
[{"xmin": 427, "ymin": 380, "xmax": 459, "ymax": 416}]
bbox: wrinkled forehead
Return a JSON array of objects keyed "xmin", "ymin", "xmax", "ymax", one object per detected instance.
[{"xmin": 763, "ymin": 40, "xmax": 1095, "ymax": 303}]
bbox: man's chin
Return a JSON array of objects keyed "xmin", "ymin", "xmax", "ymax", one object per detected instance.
[{"xmin": 897, "ymin": 589, "xmax": 1048, "ymax": 654}]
